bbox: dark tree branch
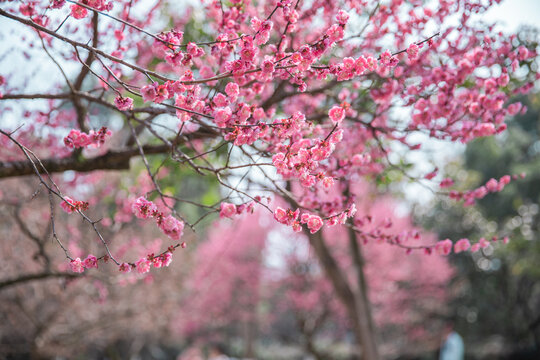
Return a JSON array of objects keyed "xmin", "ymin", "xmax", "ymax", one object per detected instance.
[
  {"xmin": 0, "ymin": 144, "xmax": 169, "ymax": 178},
  {"xmin": 13, "ymin": 206, "xmax": 51, "ymax": 269},
  {"xmin": 0, "ymin": 123, "xmax": 218, "ymax": 179},
  {"xmin": 0, "ymin": 272, "xmax": 80, "ymax": 291},
  {"xmin": 0, "ymin": 92, "xmax": 174, "ymax": 116}
]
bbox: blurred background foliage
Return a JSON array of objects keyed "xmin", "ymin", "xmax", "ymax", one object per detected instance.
[{"xmin": 418, "ymin": 92, "xmax": 540, "ymax": 358}]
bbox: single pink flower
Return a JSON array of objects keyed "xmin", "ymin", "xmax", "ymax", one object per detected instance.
[
  {"xmin": 136, "ymin": 258, "xmax": 151, "ymax": 274},
  {"xmin": 220, "ymin": 202, "xmax": 237, "ymax": 218},
  {"xmin": 141, "ymin": 83, "xmax": 158, "ymax": 102},
  {"xmin": 306, "ymin": 215, "xmax": 324, "ymax": 234},
  {"xmin": 328, "ymin": 105, "xmax": 345, "ymax": 124},
  {"xmin": 119, "ymin": 263, "xmax": 132, "ymax": 273},
  {"xmin": 70, "ymin": 4, "xmax": 87, "ymax": 19},
  {"xmin": 162, "ymin": 252, "xmax": 173, "ymax": 267},
  {"xmin": 132, "ymin": 197, "xmax": 157, "ymax": 219},
  {"xmin": 83, "ymin": 254, "xmax": 98, "ymax": 269},
  {"xmin": 60, "ymin": 196, "xmax": 77, "ymax": 214},
  {"xmin": 407, "ymin": 43, "xmax": 419, "ymax": 60},
  {"xmin": 225, "ymin": 82, "xmax": 240, "ymax": 100},
  {"xmin": 114, "ymin": 96, "xmax": 133, "ymax": 111},
  {"xmin": 274, "ymin": 207, "xmax": 288, "ymax": 224},
  {"xmin": 454, "ymin": 239, "xmax": 471, "ymax": 253},
  {"xmin": 158, "ymin": 215, "xmax": 184, "ymax": 241},
  {"xmin": 70, "ymin": 258, "xmax": 85, "ymax": 273},
  {"xmin": 434, "ymin": 239, "xmax": 453, "ymax": 256}
]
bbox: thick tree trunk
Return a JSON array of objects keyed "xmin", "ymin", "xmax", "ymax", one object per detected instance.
[
  {"xmin": 296, "ymin": 309, "xmax": 330, "ymax": 360},
  {"xmin": 243, "ymin": 318, "xmax": 256, "ymax": 358},
  {"xmin": 348, "ymin": 226, "xmax": 379, "ymax": 360},
  {"xmin": 303, "ymin": 331, "xmax": 326, "ymax": 360},
  {"xmin": 306, "ymin": 231, "xmax": 379, "ymax": 360}
]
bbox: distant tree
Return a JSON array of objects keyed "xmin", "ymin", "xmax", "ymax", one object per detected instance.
[
  {"xmin": 175, "ymin": 211, "xmax": 268, "ymax": 358},
  {"xmin": 0, "ymin": 176, "xmax": 189, "ymax": 358},
  {"xmin": 178, "ymin": 186, "xmax": 453, "ymax": 359}
]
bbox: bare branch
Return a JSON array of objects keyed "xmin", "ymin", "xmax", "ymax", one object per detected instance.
[{"xmin": 0, "ymin": 272, "xmax": 80, "ymax": 291}]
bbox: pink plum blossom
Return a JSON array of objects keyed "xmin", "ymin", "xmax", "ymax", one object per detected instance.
[
  {"xmin": 136, "ymin": 258, "xmax": 151, "ymax": 274},
  {"xmin": 454, "ymin": 239, "xmax": 471, "ymax": 253},
  {"xmin": 220, "ymin": 202, "xmax": 237, "ymax": 218},
  {"xmin": 70, "ymin": 258, "xmax": 85, "ymax": 273},
  {"xmin": 434, "ymin": 239, "xmax": 453, "ymax": 256}
]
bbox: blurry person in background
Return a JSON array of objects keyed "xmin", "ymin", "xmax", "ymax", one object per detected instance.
[
  {"xmin": 440, "ymin": 320, "xmax": 465, "ymax": 360},
  {"xmin": 177, "ymin": 346, "xmax": 204, "ymax": 360},
  {"xmin": 208, "ymin": 343, "xmax": 234, "ymax": 360}
]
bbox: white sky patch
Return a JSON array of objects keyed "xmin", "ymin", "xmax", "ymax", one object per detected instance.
[{"xmin": 481, "ymin": 0, "xmax": 540, "ymax": 31}]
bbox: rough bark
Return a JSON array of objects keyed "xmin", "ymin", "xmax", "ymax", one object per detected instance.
[
  {"xmin": 243, "ymin": 318, "xmax": 256, "ymax": 358},
  {"xmin": 347, "ymin": 226, "xmax": 379, "ymax": 360},
  {"xmin": 0, "ymin": 144, "xmax": 170, "ymax": 178},
  {"xmin": 306, "ymin": 231, "xmax": 379, "ymax": 360},
  {"xmin": 0, "ymin": 272, "xmax": 80, "ymax": 290}
]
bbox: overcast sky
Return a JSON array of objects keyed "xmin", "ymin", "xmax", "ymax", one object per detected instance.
[{"xmin": 483, "ymin": 0, "xmax": 540, "ymax": 31}]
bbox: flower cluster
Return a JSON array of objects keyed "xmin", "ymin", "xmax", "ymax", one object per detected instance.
[
  {"xmin": 250, "ymin": 17, "xmax": 273, "ymax": 45},
  {"xmin": 156, "ymin": 215, "xmax": 184, "ymax": 241},
  {"xmin": 300, "ymin": 213, "xmax": 324, "ymax": 234},
  {"xmin": 68, "ymin": 1, "xmax": 112, "ymax": 19},
  {"xmin": 274, "ymin": 207, "xmax": 302, "ymax": 231},
  {"xmin": 70, "ymin": 5, "xmax": 87, "ymax": 19},
  {"xmin": 132, "ymin": 197, "xmax": 157, "ymax": 219},
  {"xmin": 133, "ymin": 252, "xmax": 173, "ymax": 274},
  {"xmin": 60, "ymin": 196, "xmax": 89, "ymax": 214},
  {"xmin": 432, "ymin": 236, "xmax": 508, "ymax": 256},
  {"xmin": 350, "ymin": 208, "xmax": 512, "ymax": 256},
  {"xmin": 407, "ymin": 43, "xmax": 420, "ymax": 60},
  {"xmin": 114, "ymin": 96, "xmax": 134, "ymax": 111},
  {"xmin": 274, "ymin": 204, "xmax": 356, "ymax": 234},
  {"xmin": 63, "ymin": 127, "xmax": 112, "ymax": 149},
  {"xmin": 70, "ymin": 247, "xmax": 178, "ymax": 275},
  {"xmin": 449, "ymin": 174, "xmax": 525, "ymax": 206},
  {"xmin": 271, "ymin": 116, "xmax": 343, "ymax": 189},
  {"xmin": 220, "ymin": 202, "xmax": 237, "ymax": 218},
  {"xmin": 69, "ymin": 254, "xmax": 99, "ymax": 273},
  {"xmin": 220, "ymin": 201, "xmax": 257, "ymax": 219},
  {"xmin": 332, "ymin": 54, "xmax": 379, "ymax": 81},
  {"xmin": 9, "ymin": 0, "xmax": 537, "ymax": 274},
  {"xmin": 132, "ymin": 196, "xmax": 184, "ymax": 241},
  {"xmin": 141, "ymin": 82, "xmax": 171, "ymax": 103},
  {"xmin": 380, "ymin": 50, "xmax": 399, "ymax": 68}
]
